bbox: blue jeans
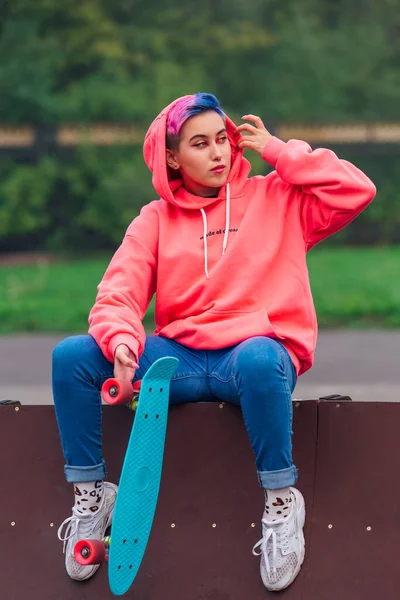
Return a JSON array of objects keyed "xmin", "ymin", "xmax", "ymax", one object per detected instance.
[{"xmin": 52, "ymin": 334, "xmax": 298, "ymax": 490}]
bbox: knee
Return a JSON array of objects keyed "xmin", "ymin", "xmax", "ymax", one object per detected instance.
[
  {"xmin": 234, "ymin": 337, "xmax": 283, "ymax": 380},
  {"xmin": 52, "ymin": 335, "xmax": 100, "ymax": 376}
]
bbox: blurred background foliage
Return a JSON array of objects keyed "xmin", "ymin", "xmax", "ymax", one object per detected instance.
[{"xmin": 1, "ymin": 0, "xmax": 400, "ymax": 254}]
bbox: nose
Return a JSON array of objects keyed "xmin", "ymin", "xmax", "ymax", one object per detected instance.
[{"xmin": 211, "ymin": 142, "xmax": 223, "ymax": 160}]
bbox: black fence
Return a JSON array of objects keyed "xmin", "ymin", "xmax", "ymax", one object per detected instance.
[{"xmin": 0, "ymin": 122, "xmax": 400, "ymax": 161}]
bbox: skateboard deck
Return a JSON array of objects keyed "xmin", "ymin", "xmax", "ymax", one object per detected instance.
[{"xmin": 108, "ymin": 356, "xmax": 178, "ymax": 595}]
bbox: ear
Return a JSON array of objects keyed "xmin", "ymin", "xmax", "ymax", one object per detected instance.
[{"xmin": 166, "ymin": 149, "xmax": 180, "ymax": 170}]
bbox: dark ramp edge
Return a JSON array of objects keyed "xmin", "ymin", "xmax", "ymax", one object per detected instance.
[
  {"xmin": 305, "ymin": 401, "xmax": 400, "ymax": 600},
  {"xmin": 2, "ymin": 401, "xmax": 315, "ymax": 599}
]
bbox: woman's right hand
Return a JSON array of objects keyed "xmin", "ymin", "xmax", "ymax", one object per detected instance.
[{"xmin": 114, "ymin": 344, "xmax": 138, "ymax": 382}]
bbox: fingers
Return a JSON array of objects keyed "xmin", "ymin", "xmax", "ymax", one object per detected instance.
[
  {"xmin": 236, "ymin": 115, "xmax": 271, "ymax": 155},
  {"xmin": 237, "ymin": 138, "xmax": 258, "ymax": 150},
  {"xmin": 119, "ymin": 354, "xmax": 138, "ymax": 369},
  {"xmin": 114, "ymin": 363, "xmax": 136, "ymax": 382},
  {"xmin": 236, "ymin": 123, "xmax": 258, "ymax": 135},
  {"xmin": 115, "ymin": 345, "xmax": 138, "ymax": 369},
  {"xmin": 241, "ymin": 114, "xmax": 265, "ymax": 129},
  {"xmin": 115, "ymin": 349, "xmax": 132, "ymax": 367}
]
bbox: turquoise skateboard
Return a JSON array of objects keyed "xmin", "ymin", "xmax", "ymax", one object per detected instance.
[{"xmin": 74, "ymin": 356, "xmax": 179, "ymax": 596}]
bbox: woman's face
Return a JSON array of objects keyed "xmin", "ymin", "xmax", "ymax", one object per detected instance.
[{"xmin": 166, "ymin": 110, "xmax": 232, "ymax": 197}]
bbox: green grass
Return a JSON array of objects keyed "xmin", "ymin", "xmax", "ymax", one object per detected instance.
[
  {"xmin": 307, "ymin": 246, "xmax": 400, "ymax": 327},
  {"xmin": 1, "ymin": 246, "xmax": 400, "ymax": 333}
]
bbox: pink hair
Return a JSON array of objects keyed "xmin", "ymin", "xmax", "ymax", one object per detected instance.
[{"xmin": 166, "ymin": 96, "xmax": 196, "ymax": 137}]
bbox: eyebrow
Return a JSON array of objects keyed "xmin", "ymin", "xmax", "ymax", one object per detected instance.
[{"xmin": 189, "ymin": 128, "xmax": 227, "ymax": 143}]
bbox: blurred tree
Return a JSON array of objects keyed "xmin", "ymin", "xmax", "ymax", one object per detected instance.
[
  {"xmin": 2, "ymin": 0, "xmax": 400, "ymax": 122},
  {"xmin": 0, "ymin": 0, "xmax": 399, "ymax": 251}
]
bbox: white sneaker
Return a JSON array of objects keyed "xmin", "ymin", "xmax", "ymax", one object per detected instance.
[
  {"xmin": 252, "ymin": 487, "xmax": 305, "ymax": 592},
  {"xmin": 57, "ymin": 481, "xmax": 118, "ymax": 581}
]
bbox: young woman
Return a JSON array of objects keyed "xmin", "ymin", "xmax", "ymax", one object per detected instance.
[{"xmin": 54, "ymin": 93, "xmax": 376, "ymax": 591}]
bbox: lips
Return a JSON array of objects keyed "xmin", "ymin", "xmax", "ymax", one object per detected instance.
[{"xmin": 211, "ymin": 165, "xmax": 226, "ymax": 173}]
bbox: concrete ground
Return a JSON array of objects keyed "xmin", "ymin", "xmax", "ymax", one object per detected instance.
[{"xmin": 1, "ymin": 330, "xmax": 399, "ymax": 404}]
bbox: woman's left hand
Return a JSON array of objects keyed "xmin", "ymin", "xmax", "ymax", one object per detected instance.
[{"xmin": 236, "ymin": 115, "xmax": 272, "ymax": 155}]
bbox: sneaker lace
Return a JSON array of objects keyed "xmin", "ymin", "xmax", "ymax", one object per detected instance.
[
  {"xmin": 252, "ymin": 522, "xmax": 289, "ymax": 576},
  {"xmin": 57, "ymin": 507, "xmax": 96, "ymax": 554}
]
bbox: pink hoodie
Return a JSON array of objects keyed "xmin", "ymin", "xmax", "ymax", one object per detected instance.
[{"xmin": 88, "ymin": 96, "xmax": 376, "ymax": 376}]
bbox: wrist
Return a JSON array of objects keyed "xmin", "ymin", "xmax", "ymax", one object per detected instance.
[
  {"xmin": 109, "ymin": 334, "xmax": 139, "ymax": 364},
  {"xmin": 261, "ymin": 136, "xmax": 286, "ymax": 166}
]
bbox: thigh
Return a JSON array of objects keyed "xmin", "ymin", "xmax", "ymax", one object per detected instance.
[
  {"xmin": 135, "ymin": 335, "xmax": 212, "ymax": 404},
  {"xmin": 53, "ymin": 334, "xmax": 115, "ymax": 389},
  {"xmin": 207, "ymin": 336, "xmax": 297, "ymax": 403}
]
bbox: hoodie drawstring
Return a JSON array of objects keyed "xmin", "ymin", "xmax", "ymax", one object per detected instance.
[
  {"xmin": 200, "ymin": 207, "xmax": 210, "ymax": 279},
  {"xmin": 200, "ymin": 183, "xmax": 231, "ymax": 279},
  {"xmin": 222, "ymin": 183, "xmax": 231, "ymax": 255}
]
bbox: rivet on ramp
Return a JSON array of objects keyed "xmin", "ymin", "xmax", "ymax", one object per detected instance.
[
  {"xmin": 251, "ymin": 523, "xmax": 256, "ymax": 528},
  {"xmin": 11, "ymin": 522, "xmax": 15, "ymax": 526},
  {"xmin": 50, "ymin": 523, "xmax": 54, "ymax": 527},
  {"xmin": 171, "ymin": 523, "xmax": 176, "ymax": 528},
  {"xmin": 15, "ymin": 407, "xmax": 19, "ymax": 412},
  {"xmin": 336, "ymin": 404, "xmax": 340, "ymax": 408},
  {"xmin": 219, "ymin": 403, "xmax": 224, "ymax": 409},
  {"xmin": 328, "ymin": 524, "xmax": 333, "ymax": 529},
  {"xmin": 366, "ymin": 526, "xmax": 372, "ymax": 531},
  {"xmin": 212, "ymin": 523, "xmax": 217, "ymax": 528}
]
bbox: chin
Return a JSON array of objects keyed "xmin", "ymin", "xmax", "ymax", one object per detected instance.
[
  {"xmin": 207, "ymin": 182, "xmax": 225, "ymax": 188},
  {"xmin": 207, "ymin": 175, "xmax": 228, "ymax": 187}
]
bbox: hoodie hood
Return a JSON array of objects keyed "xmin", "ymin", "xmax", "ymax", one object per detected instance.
[{"xmin": 143, "ymin": 95, "xmax": 251, "ymax": 210}]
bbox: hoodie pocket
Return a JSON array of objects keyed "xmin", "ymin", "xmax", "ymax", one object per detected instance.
[{"xmin": 209, "ymin": 308, "xmax": 285, "ymax": 341}]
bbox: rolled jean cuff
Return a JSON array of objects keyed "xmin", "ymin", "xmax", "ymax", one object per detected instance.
[
  {"xmin": 64, "ymin": 460, "xmax": 107, "ymax": 483},
  {"xmin": 257, "ymin": 465, "xmax": 298, "ymax": 490}
]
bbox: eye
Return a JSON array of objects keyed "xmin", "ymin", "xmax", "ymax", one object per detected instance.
[
  {"xmin": 194, "ymin": 142, "xmax": 207, "ymax": 147},
  {"xmin": 218, "ymin": 136, "xmax": 228, "ymax": 143}
]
